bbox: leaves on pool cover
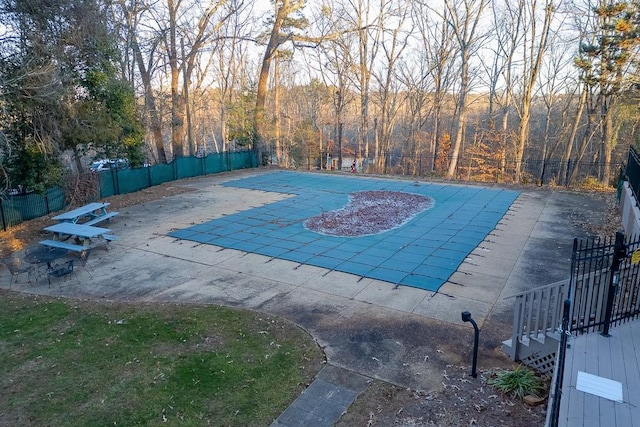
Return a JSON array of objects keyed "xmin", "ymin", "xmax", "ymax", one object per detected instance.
[{"xmin": 304, "ymin": 191, "xmax": 434, "ymax": 237}]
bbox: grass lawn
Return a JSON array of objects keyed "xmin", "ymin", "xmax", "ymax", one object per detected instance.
[{"xmin": 0, "ymin": 290, "xmax": 325, "ymax": 426}]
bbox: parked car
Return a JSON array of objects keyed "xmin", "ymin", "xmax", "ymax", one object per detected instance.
[{"xmin": 90, "ymin": 159, "xmax": 129, "ymax": 172}]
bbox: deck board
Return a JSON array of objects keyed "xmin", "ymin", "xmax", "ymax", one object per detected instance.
[
  {"xmin": 558, "ymin": 319, "xmax": 640, "ymax": 427},
  {"xmin": 625, "ymin": 322, "xmax": 640, "ymax": 427},
  {"xmin": 598, "ymin": 332, "xmax": 614, "ymax": 425}
]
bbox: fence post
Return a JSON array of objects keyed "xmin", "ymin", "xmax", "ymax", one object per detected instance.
[
  {"xmin": 45, "ymin": 191, "xmax": 51, "ymax": 214},
  {"xmin": 508, "ymin": 296, "xmax": 524, "ymax": 360},
  {"xmin": 0, "ymin": 198, "xmax": 6, "ymax": 232},
  {"xmin": 602, "ymin": 231, "xmax": 627, "ymax": 337},
  {"xmin": 549, "ymin": 298, "xmax": 571, "ymax": 427},
  {"xmin": 115, "ymin": 168, "xmax": 121, "ymax": 196},
  {"xmin": 108, "ymin": 169, "xmax": 117, "ymax": 196}
]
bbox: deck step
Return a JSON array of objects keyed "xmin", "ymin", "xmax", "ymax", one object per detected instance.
[{"xmin": 502, "ymin": 331, "xmax": 562, "ymax": 362}]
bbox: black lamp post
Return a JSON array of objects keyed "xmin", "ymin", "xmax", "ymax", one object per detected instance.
[{"xmin": 461, "ymin": 311, "xmax": 479, "ymax": 378}]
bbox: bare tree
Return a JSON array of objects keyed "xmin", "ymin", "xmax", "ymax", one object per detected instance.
[
  {"xmin": 114, "ymin": 0, "xmax": 164, "ymax": 162},
  {"xmin": 372, "ymin": 4, "xmax": 411, "ymax": 172},
  {"xmin": 484, "ymin": 0, "xmax": 525, "ymax": 177},
  {"xmin": 442, "ymin": 0, "xmax": 489, "ymax": 178},
  {"xmin": 164, "ymin": 0, "xmax": 236, "ymax": 158},
  {"xmin": 340, "ymin": 0, "xmax": 388, "ymax": 166},
  {"xmin": 307, "ymin": 3, "xmax": 358, "ymax": 170},
  {"xmin": 325, "ymin": 37, "xmax": 355, "ymax": 170},
  {"xmin": 209, "ymin": 0, "xmax": 255, "ymax": 154},
  {"xmin": 412, "ymin": 1, "xmax": 457, "ymax": 172},
  {"xmin": 537, "ymin": 41, "xmax": 576, "ymax": 184},
  {"xmin": 117, "ymin": 0, "xmax": 238, "ymax": 162},
  {"xmin": 512, "ymin": 0, "xmax": 557, "ymax": 182}
]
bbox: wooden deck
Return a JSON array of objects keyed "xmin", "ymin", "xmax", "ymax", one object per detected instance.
[{"xmin": 558, "ymin": 318, "xmax": 640, "ymax": 426}]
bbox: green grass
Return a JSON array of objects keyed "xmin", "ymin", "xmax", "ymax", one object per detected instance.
[{"xmin": 0, "ymin": 290, "xmax": 324, "ymax": 426}]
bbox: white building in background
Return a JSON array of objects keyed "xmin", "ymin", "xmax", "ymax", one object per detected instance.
[{"xmin": 326, "ymin": 156, "xmax": 372, "ymax": 172}]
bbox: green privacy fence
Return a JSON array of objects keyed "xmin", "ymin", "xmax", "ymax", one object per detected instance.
[
  {"xmin": 100, "ymin": 151, "xmax": 256, "ymax": 197},
  {"xmin": 1, "ymin": 150, "xmax": 257, "ymax": 231},
  {"xmin": 0, "ymin": 187, "xmax": 67, "ymax": 231}
]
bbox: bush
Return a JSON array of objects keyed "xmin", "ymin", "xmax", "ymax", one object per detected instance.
[
  {"xmin": 580, "ymin": 176, "xmax": 604, "ymax": 190},
  {"xmin": 488, "ymin": 365, "xmax": 545, "ymax": 399}
]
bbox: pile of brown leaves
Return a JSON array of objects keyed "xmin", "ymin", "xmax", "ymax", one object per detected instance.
[{"xmin": 304, "ymin": 190, "xmax": 434, "ymax": 236}]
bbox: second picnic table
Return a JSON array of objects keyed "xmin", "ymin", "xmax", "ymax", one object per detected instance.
[{"xmin": 51, "ymin": 202, "xmax": 118, "ymax": 225}]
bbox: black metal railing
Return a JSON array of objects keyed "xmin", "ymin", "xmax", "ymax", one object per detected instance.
[
  {"xmin": 384, "ymin": 154, "xmax": 623, "ymax": 186},
  {"xmin": 548, "ymin": 298, "xmax": 571, "ymax": 427},
  {"xmin": 625, "ymin": 146, "xmax": 640, "ymax": 206},
  {"xmin": 548, "ymin": 231, "xmax": 640, "ymax": 426},
  {"xmin": 569, "ymin": 232, "xmax": 640, "ymax": 335}
]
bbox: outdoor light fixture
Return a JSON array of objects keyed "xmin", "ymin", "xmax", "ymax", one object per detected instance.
[{"xmin": 461, "ymin": 311, "xmax": 479, "ymax": 378}]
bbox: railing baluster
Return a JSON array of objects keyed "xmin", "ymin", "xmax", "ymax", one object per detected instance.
[
  {"xmin": 533, "ymin": 289, "xmax": 542, "ymax": 338},
  {"xmin": 525, "ymin": 293, "xmax": 534, "ymax": 341},
  {"xmin": 542, "ymin": 286, "xmax": 553, "ymax": 333}
]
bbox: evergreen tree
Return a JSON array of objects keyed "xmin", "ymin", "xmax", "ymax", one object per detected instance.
[{"xmin": 0, "ymin": 0, "xmax": 144, "ymax": 192}]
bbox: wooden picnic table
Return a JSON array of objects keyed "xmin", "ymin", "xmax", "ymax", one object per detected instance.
[
  {"xmin": 41, "ymin": 223, "xmax": 115, "ymax": 252},
  {"xmin": 51, "ymin": 202, "xmax": 118, "ymax": 225}
]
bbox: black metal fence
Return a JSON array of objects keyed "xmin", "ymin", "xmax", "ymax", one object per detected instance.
[
  {"xmin": 625, "ymin": 146, "xmax": 640, "ymax": 205},
  {"xmin": 569, "ymin": 232, "xmax": 640, "ymax": 334},
  {"xmin": 384, "ymin": 153, "xmax": 624, "ymax": 186},
  {"xmin": 0, "ymin": 151, "xmax": 256, "ymax": 231},
  {"xmin": 548, "ymin": 231, "xmax": 640, "ymax": 427}
]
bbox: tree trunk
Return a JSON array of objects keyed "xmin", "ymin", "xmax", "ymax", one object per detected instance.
[
  {"xmin": 513, "ymin": 0, "xmax": 554, "ymax": 182},
  {"xmin": 123, "ymin": 0, "xmax": 167, "ymax": 163},
  {"xmin": 515, "ymin": 101, "xmax": 530, "ymax": 182},
  {"xmin": 447, "ymin": 58, "xmax": 469, "ymax": 178},
  {"xmin": 601, "ymin": 100, "xmax": 616, "ymax": 185},
  {"xmin": 373, "ymin": 117, "xmax": 379, "ymax": 170},
  {"xmin": 255, "ymin": 1, "xmax": 293, "ymax": 165},
  {"xmin": 431, "ymin": 103, "xmax": 441, "ymax": 172},
  {"xmin": 569, "ymin": 102, "xmax": 597, "ymax": 185},
  {"xmin": 443, "ymin": 0, "xmax": 488, "ymax": 178},
  {"xmin": 338, "ymin": 122, "xmax": 343, "ymax": 170},
  {"xmin": 560, "ymin": 83, "xmax": 587, "ymax": 185},
  {"xmin": 168, "ymin": 0, "xmax": 184, "ymax": 158},
  {"xmin": 274, "ymin": 53, "xmax": 281, "ymax": 166}
]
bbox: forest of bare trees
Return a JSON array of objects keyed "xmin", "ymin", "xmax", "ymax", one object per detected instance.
[{"xmin": 2, "ymin": 0, "xmax": 639, "ymax": 191}]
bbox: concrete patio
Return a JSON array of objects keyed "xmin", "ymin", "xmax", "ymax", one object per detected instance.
[{"xmin": 1, "ymin": 169, "xmax": 614, "ymax": 425}]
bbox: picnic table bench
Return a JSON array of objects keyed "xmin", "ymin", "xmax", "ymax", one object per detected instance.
[
  {"xmin": 39, "ymin": 240, "xmax": 87, "ymax": 253},
  {"xmin": 52, "ymin": 202, "xmax": 119, "ymax": 225}
]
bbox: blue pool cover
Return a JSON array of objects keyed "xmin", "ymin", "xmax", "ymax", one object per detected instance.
[{"xmin": 168, "ymin": 171, "xmax": 520, "ymax": 291}]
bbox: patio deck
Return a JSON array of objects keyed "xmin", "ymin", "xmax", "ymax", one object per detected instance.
[{"xmin": 558, "ymin": 318, "xmax": 640, "ymax": 427}]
